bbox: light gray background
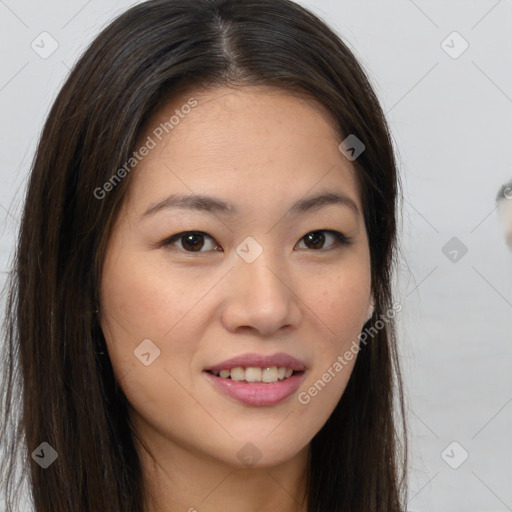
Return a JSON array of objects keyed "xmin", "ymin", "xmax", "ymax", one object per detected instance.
[{"xmin": 0, "ymin": 1, "xmax": 511, "ymax": 511}]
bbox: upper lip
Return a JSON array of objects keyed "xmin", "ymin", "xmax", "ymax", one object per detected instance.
[{"xmin": 204, "ymin": 352, "xmax": 306, "ymax": 372}]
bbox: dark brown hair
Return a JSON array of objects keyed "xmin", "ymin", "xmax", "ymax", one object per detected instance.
[{"xmin": 0, "ymin": 0, "xmax": 407, "ymax": 510}]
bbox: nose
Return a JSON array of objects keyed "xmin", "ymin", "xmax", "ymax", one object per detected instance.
[{"xmin": 221, "ymin": 254, "xmax": 303, "ymax": 337}]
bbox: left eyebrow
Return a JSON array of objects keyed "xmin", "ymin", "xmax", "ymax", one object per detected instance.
[
  {"xmin": 289, "ymin": 191, "xmax": 360, "ymax": 216},
  {"xmin": 141, "ymin": 190, "xmax": 360, "ymax": 218}
]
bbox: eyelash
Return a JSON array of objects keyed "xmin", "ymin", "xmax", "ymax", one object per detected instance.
[{"xmin": 159, "ymin": 230, "xmax": 352, "ymax": 253}]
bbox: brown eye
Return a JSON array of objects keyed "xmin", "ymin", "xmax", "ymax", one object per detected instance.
[
  {"xmin": 296, "ymin": 230, "xmax": 350, "ymax": 250},
  {"xmin": 161, "ymin": 231, "xmax": 221, "ymax": 253}
]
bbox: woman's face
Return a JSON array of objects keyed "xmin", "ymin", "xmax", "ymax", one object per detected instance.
[{"xmin": 100, "ymin": 86, "xmax": 373, "ymax": 468}]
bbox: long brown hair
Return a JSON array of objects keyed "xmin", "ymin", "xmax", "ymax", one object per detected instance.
[{"xmin": 0, "ymin": 0, "xmax": 407, "ymax": 510}]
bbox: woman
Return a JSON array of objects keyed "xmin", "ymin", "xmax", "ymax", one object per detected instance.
[{"xmin": 0, "ymin": 0, "xmax": 407, "ymax": 510}]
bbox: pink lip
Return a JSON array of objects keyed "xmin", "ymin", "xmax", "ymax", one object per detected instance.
[
  {"xmin": 203, "ymin": 370, "xmax": 306, "ymax": 407},
  {"xmin": 204, "ymin": 352, "xmax": 306, "ymax": 373}
]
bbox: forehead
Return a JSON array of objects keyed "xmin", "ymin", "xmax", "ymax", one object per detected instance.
[{"xmin": 125, "ymin": 86, "xmax": 362, "ymax": 214}]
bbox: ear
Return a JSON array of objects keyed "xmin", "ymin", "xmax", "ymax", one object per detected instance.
[{"xmin": 366, "ymin": 295, "xmax": 375, "ymax": 321}]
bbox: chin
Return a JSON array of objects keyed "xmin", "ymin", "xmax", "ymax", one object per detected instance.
[{"xmin": 214, "ymin": 436, "xmax": 307, "ymax": 470}]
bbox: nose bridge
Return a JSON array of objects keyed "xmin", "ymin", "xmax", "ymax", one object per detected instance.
[
  {"xmin": 222, "ymin": 238, "xmax": 301, "ymax": 334},
  {"xmin": 237, "ymin": 245, "xmax": 288, "ymax": 307},
  {"xmin": 242, "ymin": 257, "xmax": 285, "ymax": 301}
]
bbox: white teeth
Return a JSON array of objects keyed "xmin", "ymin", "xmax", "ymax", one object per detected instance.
[
  {"xmin": 230, "ymin": 367, "xmax": 245, "ymax": 381},
  {"xmin": 245, "ymin": 367, "xmax": 262, "ymax": 382},
  {"xmin": 210, "ymin": 366, "xmax": 297, "ymax": 383},
  {"xmin": 262, "ymin": 366, "xmax": 278, "ymax": 383}
]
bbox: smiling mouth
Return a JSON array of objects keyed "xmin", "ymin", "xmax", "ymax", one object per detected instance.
[{"xmin": 205, "ymin": 366, "xmax": 303, "ymax": 384}]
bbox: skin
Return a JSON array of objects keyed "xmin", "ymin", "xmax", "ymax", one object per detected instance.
[{"xmin": 100, "ymin": 85, "xmax": 374, "ymax": 512}]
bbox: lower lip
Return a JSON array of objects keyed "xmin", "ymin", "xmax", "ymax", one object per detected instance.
[{"xmin": 203, "ymin": 371, "xmax": 306, "ymax": 407}]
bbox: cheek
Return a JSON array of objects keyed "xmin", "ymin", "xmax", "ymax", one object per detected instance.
[
  {"xmin": 98, "ymin": 251, "xmax": 210, "ymax": 432},
  {"xmin": 99, "ymin": 246, "xmax": 205, "ymax": 384},
  {"xmin": 292, "ymin": 267, "xmax": 369, "ymax": 421},
  {"xmin": 100, "ymin": 245, "xmax": 210, "ymax": 342},
  {"xmin": 308, "ymin": 267, "xmax": 370, "ymax": 346}
]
